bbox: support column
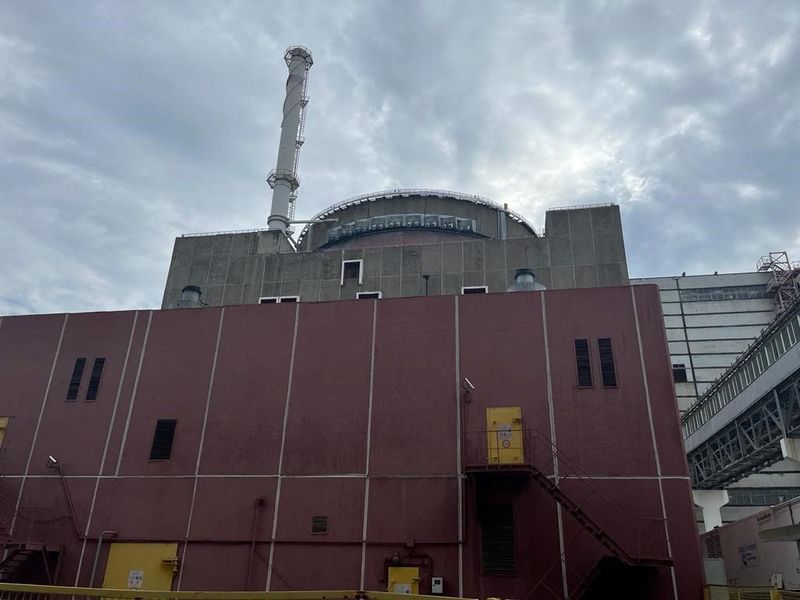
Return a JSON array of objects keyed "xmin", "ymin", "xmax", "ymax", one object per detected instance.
[{"xmin": 693, "ymin": 489, "xmax": 729, "ymax": 532}]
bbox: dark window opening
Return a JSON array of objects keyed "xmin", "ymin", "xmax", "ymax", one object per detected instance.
[
  {"xmin": 479, "ymin": 504, "xmax": 516, "ymax": 575},
  {"xmin": 259, "ymin": 297, "xmax": 278, "ymax": 304},
  {"xmin": 66, "ymin": 358, "xmax": 87, "ymax": 400},
  {"xmin": 462, "ymin": 286, "xmax": 488, "ymax": 295},
  {"xmin": 343, "ymin": 261, "xmax": 361, "ymax": 282},
  {"xmin": 574, "ymin": 340, "xmax": 592, "ymax": 387},
  {"xmin": 85, "ymin": 358, "xmax": 105, "ymax": 400},
  {"xmin": 598, "ymin": 338, "xmax": 617, "ymax": 387},
  {"xmin": 279, "ymin": 296, "xmax": 298, "ymax": 303},
  {"xmin": 672, "ymin": 364, "xmax": 688, "ymax": 383},
  {"xmin": 149, "ymin": 419, "xmax": 177, "ymax": 460},
  {"xmin": 311, "ymin": 515, "xmax": 328, "ymax": 535},
  {"xmin": 357, "ymin": 292, "xmax": 381, "ymax": 300}
]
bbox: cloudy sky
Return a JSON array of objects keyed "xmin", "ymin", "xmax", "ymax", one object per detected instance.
[{"xmin": 1, "ymin": 1, "xmax": 799, "ymax": 314}]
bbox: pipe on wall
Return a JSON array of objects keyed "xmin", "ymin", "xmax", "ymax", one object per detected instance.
[
  {"xmin": 89, "ymin": 530, "xmax": 118, "ymax": 588},
  {"xmin": 245, "ymin": 497, "xmax": 265, "ymax": 589}
]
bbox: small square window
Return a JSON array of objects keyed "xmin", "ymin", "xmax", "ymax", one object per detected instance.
[
  {"xmin": 311, "ymin": 515, "xmax": 328, "ymax": 535},
  {"xmin": 341, "ymin": 260, "xmax": 363, "ymax": 285},
  {"xmin": 461, "ymin": 286, "xmax": 488, "ymax": 295},
  {"xmin": 672, "ymin": 364, "xmax": 688, "ymax": 383}
]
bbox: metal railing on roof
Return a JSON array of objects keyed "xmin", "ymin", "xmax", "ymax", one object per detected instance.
[
  {"xmin": 547, "ymin": 203, "xmax": 616, "ymax": 211},
  {"xmin": 180, "ymin": 228, "xmax": 270, "ymax": 239},
  {"xmin": 295, "ymin": 188, "xmax": 536, "ymax": 246}
]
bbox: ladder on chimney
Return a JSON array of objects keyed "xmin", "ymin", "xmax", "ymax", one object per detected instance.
[{"xmin": 287, "ymin": 67, "xmax": 310, "ymax": 234}]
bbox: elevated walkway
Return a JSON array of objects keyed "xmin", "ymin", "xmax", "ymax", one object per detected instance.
[{"xmin": 682, "ymin": 299, "xmax": 800, "ymax": 489}]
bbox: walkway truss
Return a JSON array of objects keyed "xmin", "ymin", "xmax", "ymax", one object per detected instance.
[{"xmin": 688, "ymin": 367, "xmax": 800, "ymax": 489}]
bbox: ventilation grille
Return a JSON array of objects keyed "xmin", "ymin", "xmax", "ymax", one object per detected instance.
[
  {"xmin": 704, "ymin": 531, "xmax": 722, "ymax": 559},
  {"xmin": 311, "ymin": 516, "xmax": 328, "ymax": 535},
  {"xmin": 575, "ymin": 340, "xmax": 592, "ymax": 387},
  {"xmin": 479, "ymin": 504, "xmax": 515, "ymax": 575},
  {"xmin": 86, "ymin": 358, "xmax": 105, "ymax": 400},
  {"xmin": 67, "ymin": 358, "xmax": 87, "ymax": 400},
  {"xmin": 598, "ymin": 338, "xmax": 617, "ymax": 387},
  {"xmin": 150, "ymin": 419, "xmax": 177, "ymax": 460}
]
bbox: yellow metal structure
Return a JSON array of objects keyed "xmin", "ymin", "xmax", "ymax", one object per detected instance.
[
  {"xmin": 386, "ymin": 567, "xmax": 420, "ymax": 594},
  {"xmin": 102, "ymin": 543, "xmax": 178, "ymax": 591},
  {"xmin": 486, "ymin": 407, "xmax": 524, "ymax": 465}
]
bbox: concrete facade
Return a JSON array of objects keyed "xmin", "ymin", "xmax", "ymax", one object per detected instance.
[
  {"xmin": 631, "ymin": 272, "xmax": 776, "ymax": 415},
  {"xmin": 162, "ymin": 195, "xmax": 629, "ymax": 309},
  {"xmin": 0, "ymin": 286, "xmax": 703, "ymax": 599}
]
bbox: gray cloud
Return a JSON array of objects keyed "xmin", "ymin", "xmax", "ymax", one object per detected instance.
[{"xmin": 1, "ymin": 0, "xmax": 798, "ymax": 314}]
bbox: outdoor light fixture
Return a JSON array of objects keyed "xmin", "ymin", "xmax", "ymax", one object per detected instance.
[{"xmin": 47, "ymin": 455, "xmax": 59, "ymax": 468}]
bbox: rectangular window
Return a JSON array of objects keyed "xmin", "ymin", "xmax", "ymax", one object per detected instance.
[
  {"xmin": 66, "ymin": 358, "xmax": 87, "ymax": 400},
  {"xmin": 574, "ymin": 339, "xmax": 592, "ymax": 387},
  {"xmin": 672, "ymin": 364, "xmax": 688, "ymax": 383},
  {"xmin": 0, "ymin": 417, "xmax": 9, "ymax": 448},
  {"xmin": 341, "ymin": 260, "xmax": 363, "ymax": 285},
  {"xmin": 259, "ymin": 296, "xmax": 299, "ymax": 304},
  {"xmin": 357, "ymin": 291, "xmax": 382, "ymax": 299},
  {"xmin": 461, "ymin": 286, "xmax": 488, "ymax": 295},
  {"xmin": 598, "ymin": 338, "xmax": 617, "ymax": 387},
  {"xmin": 85, "ymin": 358, "xmax": 105, "ymax": 401},
  {"xmin": 479, "ymin": 504, "xmax": 516, "ymax": 575},
  {"xmin": 149, "ymin": 419, "xmax": 177, "ymax": 460},
  {"xmin": 311, "ymin": 516, "xmax": 328, "ymax": 535}
]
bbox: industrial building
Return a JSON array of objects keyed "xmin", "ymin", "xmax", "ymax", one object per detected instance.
[
  {"xmin": 631, "ymin": 272, "xmax": 777, "ymax": 416},
  {"xmin": 0, "ymin": 46, "xmax": 707, "ymax": 599}
]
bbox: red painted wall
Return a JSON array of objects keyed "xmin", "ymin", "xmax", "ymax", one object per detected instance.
[{"xmin": 0, "ymin": 286, "xmax": 703, "ymax": 599}]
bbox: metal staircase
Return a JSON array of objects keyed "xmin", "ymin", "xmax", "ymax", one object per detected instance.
[{"xmin": 524, "ymin": 461, "xmax": 672, "ymax": 568}]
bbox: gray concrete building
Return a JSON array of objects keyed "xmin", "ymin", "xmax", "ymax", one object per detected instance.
[
  {"xmin": 631, "ymin": 272, "xmax": 777, "ymax": 415},
  {"xmin": 162, "ymin": 190, "xmax": 629, "ymax": 309}
]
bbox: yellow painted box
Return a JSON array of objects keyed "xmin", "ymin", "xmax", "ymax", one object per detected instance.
[{"xmin": 486, "ymin": 407, "xmax": 524, "ymax": 465}]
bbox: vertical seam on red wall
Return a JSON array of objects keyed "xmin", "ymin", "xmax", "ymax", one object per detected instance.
[
  {"xmin": 114, "ymin": 311, "xmax": 154, "ymax": 476},
  {"xmin": 73, "ymin": 310, "xmax": 141, "ymax": 585},
  {"xmin": 359, "ymin": 299, "xmax": 378, "ymax": 589},
  {"xmin": 177, "ymin": 307, "xmax": 226, "ymax": 590},
  {"xmin": 631, "ymin": 286, "xmax": 678, "ymax": 600},
  {"xmin": 10, "ymin": 313, "xmax": 69, "ymax": 537},
  {"xmin": 265, "ymin": 302, "xmax": 301, "ymax": 591},
  {"xmin": 541, "ymin": 293, "xmax": 569, "ymax": 599},
  {"xmin": 454, "ymin": 294, "xmax": 463, "ymax": 596}
]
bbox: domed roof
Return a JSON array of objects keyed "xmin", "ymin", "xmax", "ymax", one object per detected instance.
[{"xmin": 296, "ymin": 188, "xmax": 535, "ymax": 248}]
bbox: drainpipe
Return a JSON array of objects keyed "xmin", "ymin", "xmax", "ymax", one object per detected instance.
[
  {"xmin": 47, "ymin": 458, "xmax": 82, "ymax": 539},
  {"xmin": 89, "ymin": 530, "xmax": 118, "ymax": 588},
  {"xmin": 246, "ymin": 498, "xmax": 265, "ymax": 589}
]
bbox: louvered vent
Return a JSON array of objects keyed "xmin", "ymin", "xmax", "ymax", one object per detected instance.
[
  {"xmin": 86, "ymin": 358, "xmax": 105, "ymax": 400},
  {"xmin": 150, "ymin": 419, "xmax": 177, "ymax": 460},
  {"xmin": 479, "ymin": 504, "xmax": 516, "ymax": 575},
  {"xmin": 66, "ymin": 358, "xmax": 87, "ymax": 400},
  {"xmin": 704, "ymin": 532, "xmax": 722, "ymax": 559},
  {"xmin": 311, "ymin": 516, "xmax": 328, "ymax": 535},
  {"xmin": 575, "ymin": 339, "xmax": 592, "ymax": 387}
]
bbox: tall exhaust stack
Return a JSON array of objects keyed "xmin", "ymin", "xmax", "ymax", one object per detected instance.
[{"xmin": 267, "ymin": 46, "xmax": 313, "ymax": 232}]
